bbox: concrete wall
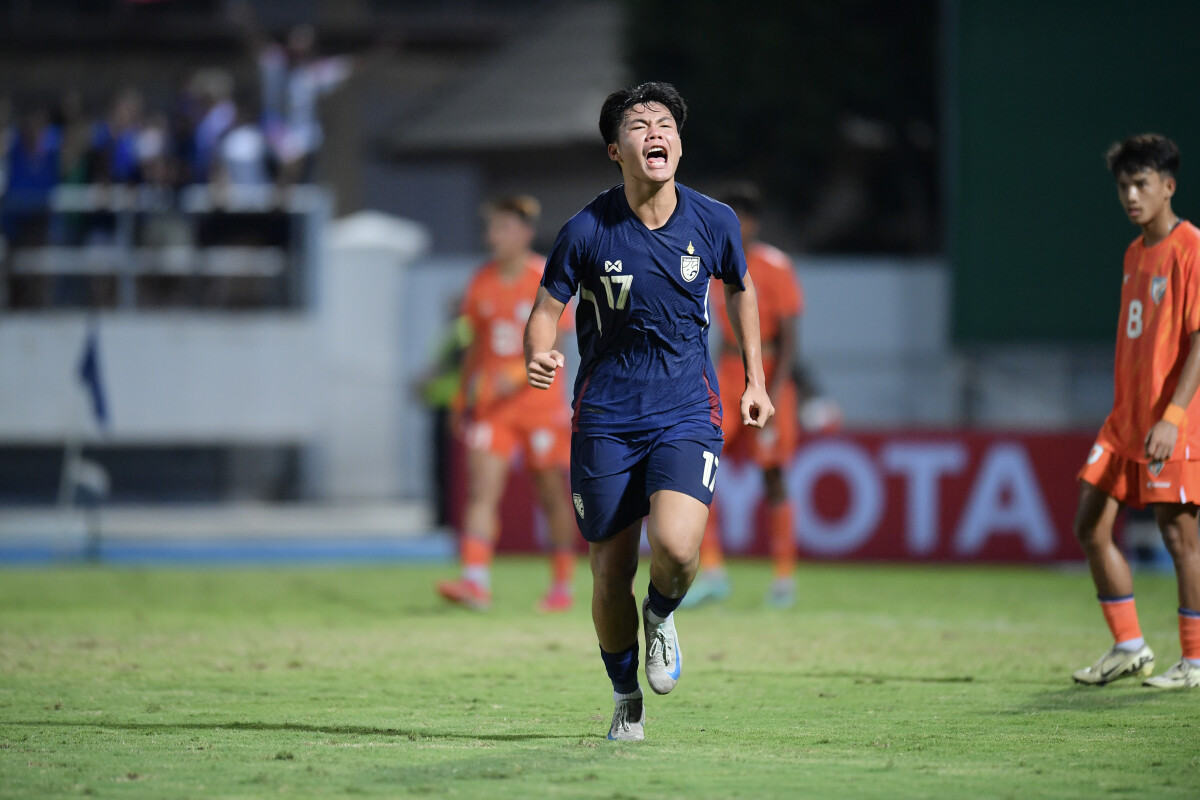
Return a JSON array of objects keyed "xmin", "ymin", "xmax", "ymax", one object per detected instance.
[
  {"xmin": 1, "ymin": 250, "xmax": 1112, "ymax": 505},
  {"xmin": 0, "ymin": 209, "xmax": 431, "ymax": 503}
]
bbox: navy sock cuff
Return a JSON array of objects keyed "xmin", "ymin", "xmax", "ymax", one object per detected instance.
[
  {"xmin": 1098, "ymin": 594, "xmax": 1135, "ymax": 603},
  {"xmin": 599, "ymin": 643, "xmax": 640, "ymax": 694},
  {"xmin": 647, "ymin": 580, "xmax": 683, "ymax": 618},
  {"xmin": 1180, "ymin": 607, "xmax": 1200, "ymax": 618}
]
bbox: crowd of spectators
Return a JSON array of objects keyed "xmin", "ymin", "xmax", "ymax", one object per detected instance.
[
  {"xmin": 0, "ymin": 24, "xmax": 353, "ymax": 251},
  {"xmin": 0, "ymin": 25, "xmax": 356, "ymax": 308}
]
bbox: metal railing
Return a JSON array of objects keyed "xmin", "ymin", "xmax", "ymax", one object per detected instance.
[{"xmin": 1, "ymin": 183, "xmax": 331, "ymax": 310}]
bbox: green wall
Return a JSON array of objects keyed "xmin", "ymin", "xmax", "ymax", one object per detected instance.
[{"xmin": 950, "ymin": 0, "xmax": 1200, "ymax": 342}]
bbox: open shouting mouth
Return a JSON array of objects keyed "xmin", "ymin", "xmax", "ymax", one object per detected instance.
[{"xmin": 645, "ymin": 146, "xmax": 668, "ymax": 168}]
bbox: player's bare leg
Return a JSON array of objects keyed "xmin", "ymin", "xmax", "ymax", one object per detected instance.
[
  {"xmin": 437, "ymin": 448, "xmax": 508, "ymax": 609},
  {"xmin": 531, "ymin": 466, "xmax": 577, "ymax": 612},
  {"xmin": 590, "ymin": 521, "xmax": 642, "ymax": 653},
  {"xmin": 1072, "ymin": 481, "xmax": 1154, "ymax": 684},
  {"xmin": 1153, "ymin": 503, "xmax": 1200, "ymax": 609},
  {"xmin": 640, "ymin": 489, "xmax": 707, "ymax": 694},
  {"xmin": 646, "ymin": 489, "xmax": 707, "ymax": 597},
  {"xmin": 1144, "ymin": 503, "xmax": 1200, "ymax": 688},
  {"xmin": 763, "ymin": 466, "xmax": 797, "ymax": 608},
  {"xmin": 1074, "ymin": 481, "xmax": 1131, "ymax": 597},
  {"xmin": 590, "ymin": 521, "xmax": 645, "ymax": 740}
]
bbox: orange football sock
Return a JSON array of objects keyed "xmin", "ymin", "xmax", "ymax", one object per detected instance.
[
  {"xmin": 551, "ymin": 549, "xmax": 576, "ymax": 588},
  {"xmin": 768, "ymin": 502, "xmax": 796, "ymax": 579},
  {"xmin": 1180, "ymin": 608, "xmax": 1200, "ymax": 661},
  {"xmin": 1099, "ymin": 595, "xmax": 1143, "ymax": 646},
  {"xmin": 699, "ymin": 507, "xmax": 725, "ymax": 572},
  {"xmin": 460, "ymin": 535, "xmax": 493, "ymax": 569}
]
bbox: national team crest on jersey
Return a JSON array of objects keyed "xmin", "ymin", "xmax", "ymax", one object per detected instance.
[
  {"xmin": 1151, "ymin": 276, "xmax": 1168, "ymax": 305},
  {"xmin": 681, "ymin": 255, "xmax": 700, "ymax": 282},
  {"xmin": 572, "ymin": 493, "xmax": 585, "ymax": 519}
]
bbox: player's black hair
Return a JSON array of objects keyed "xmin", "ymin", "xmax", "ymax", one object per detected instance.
[
  {"xmin": 719, "ymin": 182, "xmax": 763, "ymax": 218},
  {"xmin": 1106, "ymin": 134, "xmax": 1181, "ymax": 178},
  {"xmin": 598, "ymin": 82, "xmax": 688, "ymax": 145}
]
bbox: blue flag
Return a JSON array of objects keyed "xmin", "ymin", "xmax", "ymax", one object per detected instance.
[{"xmin": 78, "ymin": 326, "xmax": 109, "ymax": 428}]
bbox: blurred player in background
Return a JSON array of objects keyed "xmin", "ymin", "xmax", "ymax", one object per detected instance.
[
  {"xmin": 436, "ymin": 196, "xmax": 577, "ymax": 613},
  {"xmin": 525, "ymin": 82, "xmax": 773, "ymax": 741},
  {"xmin": 1073, "ymin": 134, "xmax": 1200, "ymax": 689},
  {"xmin": 685, "ymin": 183, "xmax": 804, "ymax": 609}
]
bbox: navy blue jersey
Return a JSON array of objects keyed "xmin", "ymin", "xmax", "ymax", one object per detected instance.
[{"xmin": 543, "ymin": 183, "xmax": 748, "ymax": 433}]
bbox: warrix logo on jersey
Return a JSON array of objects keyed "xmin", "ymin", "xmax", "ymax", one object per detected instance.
[{"xmin": 605, "ymin": 260, "xmax": 623, "ymax": 273}]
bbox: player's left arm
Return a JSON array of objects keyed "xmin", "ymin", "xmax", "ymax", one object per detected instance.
[
  {"xmin": 725, "ymin": 273, "xmax": 775, "ymax": 429},
  {"xmin": 1146, "ymin": 330, "xmax": 1200, "ymax": 460}
]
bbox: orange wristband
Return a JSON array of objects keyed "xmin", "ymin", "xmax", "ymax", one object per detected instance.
[{"xmin": 1163, "ymin": 403, "xmax": 1187, "ymax": 427}]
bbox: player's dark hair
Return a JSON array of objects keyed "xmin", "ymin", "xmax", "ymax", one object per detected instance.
[
  {"xmin": 1106, "ymin": 134, "xmax": 1181, "ymax": 178},
  {"xmin": 598, "ymin": 82, "xmax": 687, "ymax": 145},
  {"xmin": 719, "ymin": 182, "xmax": 763, "ymax": 218}
]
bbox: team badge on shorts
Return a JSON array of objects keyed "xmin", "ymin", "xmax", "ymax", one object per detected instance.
[
  {"xmin": 1152, "ymin": 276, "xmax": 1168, "ymax": 304},
  {"xmin": 573, "ymin": 493, "xmax": 585, "ymax": 519},
  {"xmin": 1149, "ymin": 459, "xmax": 1165, "ymax": 477}
]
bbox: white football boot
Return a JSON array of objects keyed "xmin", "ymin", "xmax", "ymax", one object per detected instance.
[
  {"xmin": 1072, "ymin": 643, "xmax": 1155, "ymax": 685},
  {"xmin": 643, "ymin": 596, "xmax": 682, "ymax": 695},
  {"xmin": 1143, "ymin": 659, "xmax": 1200, "ymax": 689},
  {"xmin": 607, "ymin": 692, "xmax": 645, "ymax": 741}
]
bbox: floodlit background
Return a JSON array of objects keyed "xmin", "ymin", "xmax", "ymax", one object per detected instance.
[{"xmin": 2, "ymin": 0, "xmax": 1198, "ymax": 564}]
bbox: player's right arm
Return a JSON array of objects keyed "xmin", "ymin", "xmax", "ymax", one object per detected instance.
[{"xmin": 524, "ymin": 286, "xmax": 567, "ymax": 390}]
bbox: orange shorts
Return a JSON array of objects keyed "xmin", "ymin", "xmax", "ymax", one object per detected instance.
[
  {"xmin": 1077, "ymin": 441, "xmax": 1200, "ymax": 508},
  {"xmin": 464, "ymin": 400, "xmax": 570, "ymax": 471},
  {"xmin": 717, "ymin": 356, "xmax": 798, "ymax": 469}
]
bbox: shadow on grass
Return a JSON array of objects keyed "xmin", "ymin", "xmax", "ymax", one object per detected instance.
[
  {"xmin": 0, "ymin": 718, "xmax": 587, "ymax": 742},
  {"xmin": 774, "ymin": 670, "xmax": 976, "ymax": 684},
  {"xmin": 1018, "ymin": 685, "xmax": 1169, "ymax": 713}
]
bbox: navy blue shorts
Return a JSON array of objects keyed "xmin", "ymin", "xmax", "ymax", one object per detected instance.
[{"xmin": 570, "ymin": 420, "xmax": 724, "ymax": 543}]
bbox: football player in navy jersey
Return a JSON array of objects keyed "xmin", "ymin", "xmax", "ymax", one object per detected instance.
[{"xmin": 524, "ymin": 82, "xmax": 773, "ymax": 741}]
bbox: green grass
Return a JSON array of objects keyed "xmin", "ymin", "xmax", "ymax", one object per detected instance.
[{"xmin": 1, "ymin": 559, "xmax": 1198, "ymax": 799}]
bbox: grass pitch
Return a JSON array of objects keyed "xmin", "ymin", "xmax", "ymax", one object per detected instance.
[{"xmin": 1, "ymin": 558, "xmax": 1197, "ymax": 799}]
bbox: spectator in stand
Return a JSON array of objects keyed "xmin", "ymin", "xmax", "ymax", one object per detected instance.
[
  {"xmin": 1, "ymin": 104, "xmax": 60, "ymax": 248},
  {"xmin": 135, "ymin": 112, "xmax": 177, "ymax": 189},
  {"xmin": 211, "ymin": 95, "xmax": 270, "ymax": 189},
  {"xmin": 91, "ymin": 88, "xmax": 144, "ymax": 185},
  {"xmin": 184, "ymin": 68, "xmax": 236, "ymax": 184},
  {"xmin": 257, "ymin": 25, "xmax": 353, "ymax": 185},
  {"xmin": 229, "ymin": 3, "xmax": 357, "ymax": 185}
]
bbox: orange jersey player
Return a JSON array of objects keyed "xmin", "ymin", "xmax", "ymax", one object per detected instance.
[
  {"xmin": 685, "ymin": 184, "xmax": 803, "ymax": 609},
  {"xmin": 1073, "ymin": 134, "xmax": 1200, "ymax": 689},
  {"xmin": 436, "ymin": 195, "xmax": 578, "ymax": 613}
]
